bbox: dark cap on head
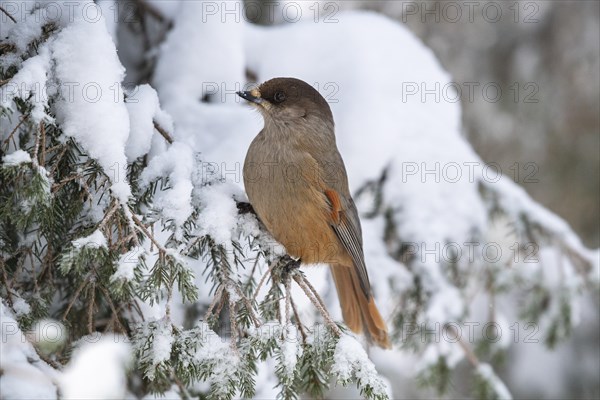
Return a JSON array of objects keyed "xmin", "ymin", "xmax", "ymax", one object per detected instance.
[{"xmin": 237, "ymin": 77, "xmax": 333, "ymax": 124}]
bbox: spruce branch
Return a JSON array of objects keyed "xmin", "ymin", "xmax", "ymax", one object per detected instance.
[
  {"xmin": 61, "ymin": 273, "xmax": 92, "ymax": 320},
  {"xmin": 229, "ymin": 282, "xmax": 261, "ymax": 328}
]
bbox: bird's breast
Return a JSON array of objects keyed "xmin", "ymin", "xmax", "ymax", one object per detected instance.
[{"xmin": 243, "ymin": 136, "xmax": 343, "ymax": 264}]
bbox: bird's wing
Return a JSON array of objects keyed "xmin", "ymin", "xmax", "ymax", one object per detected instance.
[{"xmin": 324, "ymin": 188, "xmax": 372, "ymax": 298}]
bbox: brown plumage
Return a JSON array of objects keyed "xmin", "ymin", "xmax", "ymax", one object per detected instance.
[{"xmin": 238, "ymin": 77, "xmax": 391, "ymax": 349}]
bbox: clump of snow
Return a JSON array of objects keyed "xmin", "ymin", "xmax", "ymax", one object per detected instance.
[
  {"xmin": 1, "ymin": 43, "xmax": 52, "ymax": 124},
  {"xmin": 72, "ymin": 230, "xmax": 107, "ymax": 249},
  {"xmin": 331, "ymin": 335, "xmax": 389, "ymax": 396},
  {"xmin": 477, "ymin": 363, "xmax": 513, "ymax": 400},
  {"xmin": 2, "ymin": 149, "xmax": 32, "ymax": 166},
  {"xmin": 0, "ymin": 6, "xmax": 45, "ymax": 54},
  {"xmin": 152, "ymin": 319, "xmax": 174, "ymax": 367},
  {"xmin": 125, "ymin": 84, "xmax": 172, "ymax": 162},
  {"xmin": 61, "ymin": 334, "xmax": 131, "ymax": 400},
  {"xmin": 195, "ymin": 182, "xmax": 240, "ymax": 246},
  {"xmin": 0, "ymin": 304, "xmax": 59, "ymax": 399},
  {"xmin": 141, "ymin": 141, "xmax": 195, "ymax": 229},
  {"xmin": 51, "ymin": 3, "xmax": 131, "ymax": 203},
  {"xmin": 11, "ymin": 296, "xmax": 31, "ymax": 317},
  {"xmin": 112, "ymin": 249, "xmax": 142, "ymax": 282},
  {"xmin": 280, "ymin": 325, "xmax": 302, "ymax": 380}
]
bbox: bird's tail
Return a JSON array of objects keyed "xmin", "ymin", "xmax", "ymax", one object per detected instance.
[{"xmin": 330, "ymin": 264, "xmax": 391, "ymax": 349}]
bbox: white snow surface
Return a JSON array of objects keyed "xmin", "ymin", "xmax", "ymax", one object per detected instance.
[
  {"xmin": 72, "ymin": 230, "xmax": 107, "ymax": 249},
  {"xmin": 332, "ymin": 335, "xmax": 389, "ymax": 397},
  {"xmin": 60, "ymin": 334, "xmax": 131, "ymax": 400},
  {"xmin": 2, "ymin": 150, "xmax": 32, "ymax": 166},
  {"xmin": 1, "ymin": 43, "xmax": 52, "ymax": 124},
  {"xmin": 0, "ymin": 303, "xmax": 59, "ymax": 400},
  {"xmin": 51, "ymin": 0, "xmax": 131, "ymax": 203}
]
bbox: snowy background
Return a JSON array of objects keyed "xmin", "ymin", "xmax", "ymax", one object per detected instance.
[{"xmin": 0, "ymin": 0, "xmax": 598, "ymax": 399}]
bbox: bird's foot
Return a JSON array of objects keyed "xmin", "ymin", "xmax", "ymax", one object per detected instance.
[
  {"xmin": 273, "ymin": 255, "xmax": 301, "ymax": 283},
  {"xmin": 281, "ymin": 255, "xmax": 301, "ymax": 273}
]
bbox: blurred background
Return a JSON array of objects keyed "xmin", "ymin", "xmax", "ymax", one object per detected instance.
[{"xmin": 247, "ymin": 0, "xmax": 600, "ymax": 248}]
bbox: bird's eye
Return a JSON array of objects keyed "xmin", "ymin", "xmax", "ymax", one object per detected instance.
[{"xmin": 273, "ymin": 91, "xmax": 286, "ymax": 103}]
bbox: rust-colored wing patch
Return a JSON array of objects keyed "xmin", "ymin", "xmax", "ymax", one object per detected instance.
[{"xmin": 324, "ymin": 189, "xmax": 342, "ymax": 224}]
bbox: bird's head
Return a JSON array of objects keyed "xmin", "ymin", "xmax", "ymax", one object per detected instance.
[{"xmin": 237, "ymin": 77, "xmax": 333, "ymax": 125}]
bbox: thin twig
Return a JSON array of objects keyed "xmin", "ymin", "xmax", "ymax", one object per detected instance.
[
  {"xmin": 97, "ymin": 201, "xmax": 119, "ymax": 230},
  {"xmin": 3, "ymin": 114, "xmax": 29, "ymax": 147},
  {"xmin": 204, "ymin": 285, "xmax": 224, "ymax": 321},
  {"xmin": 299, "ymin": 273, "xmax": 329, "ymax": 315},
  {"xmin": 39, "ymin": 122, "xmax": 46, "ymax": 166},
  {"xmin": 252, "ymin": 262, "xmax": 277, "ymax": 302},
  {"xmin": 0, "ymin": 5, "xmax": 16, "ymax": 23},
  {"xmin": 99, "ymin": 285, "xmax": 127, "ymax": 333},
  {"xmin": 153, "ymin": 120, "xmax": 173, "ymax": 144},
  {"xmin": 227, "ymin": 292, "xmax": 239, "ymax": 354},
  {"xmin": 165, "ymin": 254, "xmax": 173, "ymax": 321},
  {"xmin": 448, "ymin": 325, "xmax": 480, "ymax": 367},
  {"xmin": 62, "ymin": 274, "xmax": 91, "ymax": 320},
  {"xmin": 290, "ymin": 296, "xmax": 307, "ymax": 343},
  {"xmin": 230, "ymin": 283, "xmax": 261, "ymax": 327},
  {"xmin": 284, "ymin": 274, "xmax": 292, "ymax": 328},
  {"xmin": 130, "ymin": 211, "xmax": 165, "ymax": 252},
  {"xmin": 293, "ymin": 274, "xmax": 341, "ymax": 337},
  {"xmin": 87, "ymin": 281, "xmax": 96, "ymax": 334}
]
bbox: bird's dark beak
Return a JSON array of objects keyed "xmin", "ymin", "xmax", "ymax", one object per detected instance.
[{"xmin": 237, "ymin": 90, "xmax": 264, "ymax": 105}]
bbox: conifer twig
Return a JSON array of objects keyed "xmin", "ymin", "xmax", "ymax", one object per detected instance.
[
  {"xmin": 62, "ymin": 274, "xmax": 91, "ymax": 320},
  {"xmin": 290, "ymin": 296, "xmax": 307, "ymax": 343},
  {"xmin": 252, "ymin": 262, "xmax": 277, "ymax": 302},
  {"xmin": 448, "ymin": 324, "xmax": 480, "ymax": 367},
  {"xmin": 292, "ymin": 274, "xmax": 341, "ymax": 337},
  {"xmin": 87, "ymin": 281, "xmax": 96, "ymax": 334},
  {"xmin": 230, "ymin": 283, "xmax": 261, "ymax": 327},
  {"xmin": 284, "ymin": 274, "xmax": 293, "ymax": 328},
  {"xmin": 130, "ymin": 211, "xmax": 165, "ymax": 253},
  {"xmin": 99, "ymin": 285, "xmax": 127, "ymax": 333},
  {"xmin": 2, "ymin": 114, "xmax": 28, "ymax": 147},
  {"xmin": 298, "ymin": 273, "xmax": 329, "ymax": 314},
  {"xmin": 204, "ymin": 285, "xmax": 224, "ymax": 321},
  {"xmin": 227, "ymin": 292, "xmax": 240, "ymax": 354}
]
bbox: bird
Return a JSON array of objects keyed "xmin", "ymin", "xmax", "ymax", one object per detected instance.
[{"xmin": 238, "ymin": 77, "xmax": 391, "ymax": 349}]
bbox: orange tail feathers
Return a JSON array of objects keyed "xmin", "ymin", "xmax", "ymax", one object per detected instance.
[{"xmin": 330, "ymin": 265, "xmax": 391, "ymax": 349}]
